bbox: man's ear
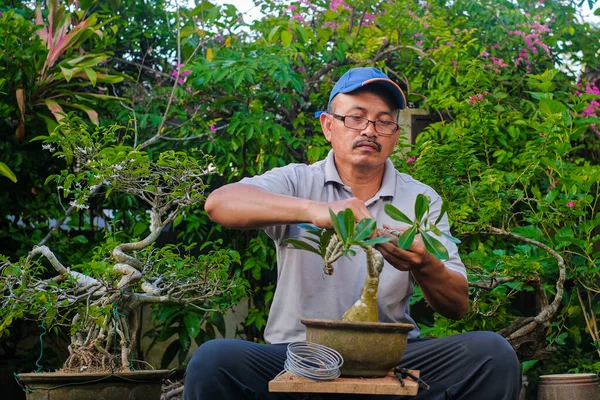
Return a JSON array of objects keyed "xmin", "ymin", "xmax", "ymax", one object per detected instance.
[{"xmin": 320, "ymin": 113, "xmax": 333, "ymax": 142}]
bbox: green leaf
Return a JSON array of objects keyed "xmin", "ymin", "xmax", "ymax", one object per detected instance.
[
  {"xmin": 343, "ymin": 208, "xmax": 354, "ymax": 241},
  {"xmin": 442, "ymin": 232, "xmax": 462, "ymax": 245},
  {"xmin": 284, "ymin": 239, "xmax": 320, "ymax": 255},
  {"xmin": 44, "ymin": 174, "xmax": 57, "ymax": 185},
  {"xmin": 59, "ymin": 65, "xmax": 76, "ymax": 82},
  {"xmin": 360, "ymin": 236, "xmax": 392, "ymax": 246},
  {"xmin": 281, "ymin": 30, "xmax": 293, "ymax": 47},
  {"xmin": 160, "ymin": 340, "xmax": 180, "ymax": 369},
  {"xmin": 430, "ymin": 226, "xmax": 442, "ymax": 236},
  {"xmin": 67, "ymin": 103, "xmax": 99, "ymax": 125},
  {"xmin": 132, "ymin": 221, "xmax": 147, "ymax": 237},
  {"xmin": 0, "ymin": 162, "xmax": 17, "ymax": 183},
  {"xmin": 554, "ymin": 331, "xmax": 568, "ymax": 345},
  {"xmin": 539, "ymin": 98, "xmax": 567, "ymax": 116},
  {"xmin": 173, "ymin": 214, "xmax": 184, "ymax": 229},
  {"xmin": 298, "ymin": 223, "xmax": 320, "ymax": 234},
  {"xmin": 296, "ymin": 25, "xmax": 310, "ymax": 43},
  {"xmin": 211, "ymin": 312, "xmax": 226, "ymax": 337},
  {"xmin": 421, "ymin": 231, "xmax": 449, "ymax": 260},
  {"xmin": 522, "ymin": 360, "xmax": 539, "ymax": 373},
  {"xmin": 354, "ymin": 218, "xmax": 376, "ymax": 241},
  {"xmin": 434, "ymin": 201, "xmax": 448, "ymax": 225},
  {"xmin": 267, "ymin": 26, "xmax": 280, "ymax": 43},
  {"xmin": 83, "ymin": 67, "xmax": 97, "ymax": 86},
  {"xmin": 329, "ymin": 208, "xmax": 343, "ymax": 240},
  {"xmin": 71, "ymin": 235, "xmax": 88, "ymax": 244},
  {"xmin": 319, "ymin": 229, "xmax": 334, "ymax": 258},
  {"xmin": 336, "ymin": 210, "xmax": 349, "ymax": 243},
  {"xmin": 184, "ymin": 313, "xmax": 201, "ymax": 338},
  {"xmin": 384, "ymin": 204, "xmax": 413, "ymax": 224},
  {"xmin": 396, "ymin": 226, "xmax": 417, "ymax": 249},
  {"xmin": 414, "ymin": 194, "xmax": 431, "ymax": 223}
]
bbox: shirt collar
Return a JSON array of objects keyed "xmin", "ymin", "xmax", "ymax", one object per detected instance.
[{"xmin": 323, "ymin": 150, "xmax": 396, "ymax": 199}]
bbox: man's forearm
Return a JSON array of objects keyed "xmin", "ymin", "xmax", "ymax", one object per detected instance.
[
  {"xmin": 411, "ymin": 258, "xmax": 469, "ymax": 320},
  {"xmin": 205, "ymin": 183, "xmax": 313, "ymax": 229}
]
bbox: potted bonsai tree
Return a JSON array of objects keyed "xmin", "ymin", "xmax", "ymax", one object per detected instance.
[
  {"xmin": 0, "ymin": 118, "xmax": 245, "ymax": 399},
  {"xmin": 285, "ymin": 196, "xmax": 458, "ymax": 376}
]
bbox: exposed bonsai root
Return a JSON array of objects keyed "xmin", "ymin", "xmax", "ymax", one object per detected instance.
[{"xmin": 63, "ymin": 344, "xmax": 123, "ymax": 373}]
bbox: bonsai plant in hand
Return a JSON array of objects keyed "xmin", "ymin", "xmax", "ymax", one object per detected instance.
[
  {"xmin": 285, "ymin": 195, "xmax": 458, "ymax": 376},
  {"xmin": 0, "ymin": 118, "xmax": 245, "ymax": 399}
]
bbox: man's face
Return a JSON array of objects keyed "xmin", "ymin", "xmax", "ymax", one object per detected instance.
[{"xmin": 320, "ymin": 90, "xmax": 400, "ymax": 170}]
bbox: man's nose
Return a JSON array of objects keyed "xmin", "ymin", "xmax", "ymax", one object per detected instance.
[{"xmin": 361, "ymin": 120, "xmax": 377, "ymax": 136}]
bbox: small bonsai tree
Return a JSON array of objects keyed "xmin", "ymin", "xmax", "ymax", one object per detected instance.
[
  {"xmin": 286, "ymin": 195, "xmax": 458, "ymax": 323},
  {"xmin": 0, "ymin": 118, "xmax": 245, "ymax": 372}
]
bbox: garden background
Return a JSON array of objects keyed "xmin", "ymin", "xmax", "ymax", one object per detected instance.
[{"xmin": 0, "ymin": 0, "xmax": 599, "ymax": 398}]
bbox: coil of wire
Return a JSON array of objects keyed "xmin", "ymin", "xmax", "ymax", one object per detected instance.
[{"xmin": 284, "ymin": 342, "xmax": 344, "ymax": 381}]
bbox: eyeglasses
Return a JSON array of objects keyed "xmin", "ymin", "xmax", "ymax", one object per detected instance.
[{"xmin": 330, "ymin": 113, "xmax": 399, "ymax": 136}]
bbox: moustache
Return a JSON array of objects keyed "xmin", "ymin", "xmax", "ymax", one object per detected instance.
[{"xmin": 352, "ymin": 137, "xmax": 382, "ymax": 152}]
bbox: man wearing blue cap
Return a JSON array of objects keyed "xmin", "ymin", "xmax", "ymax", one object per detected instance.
[{"xmin": 184, "ymin": 67, "xmax": 521, "ymax": 399}]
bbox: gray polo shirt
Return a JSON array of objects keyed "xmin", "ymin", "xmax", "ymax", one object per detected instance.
[{"xmin": 239, "ymin": 150, "xmax": 466, "ymax": 344}]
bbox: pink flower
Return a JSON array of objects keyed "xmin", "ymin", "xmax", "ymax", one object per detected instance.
[
  {"xmin": 567, "ymin": 201, "xmax": 575, "ymax": 208},
  {"xmin": 416, "ymin": 40, "xmax": 424, "ymax": 46},
  {"xmin": 291, "ymin": 13, "xmax": 307, "ymax": 24},
  {"xmin": 423, "ymin": 23, "xmax": 429, "ymax": 28},
  {"xmin": 468, "ymin": 91, "xmax": 488, "ymax": 105},
  {"xmin": 361, "ymin": 12, "xmax": 376, "ymax": 26},
  {"xmin": 491, "ymin": 57, "xmax": 507, "ymax": 67},
  {"xmin": 407, "ymin": 156, "xmax": 416, "ymax": 164},
  {"xmin": 210, "ymin": 124, "xmax": 217, "ymax": 134},
  {"xmin": 300, "ymin": 0, "xmax": 318, "ymax": 11},
  {"xmin": 330, "ymin": 0, "xmax": 351, "ymax": 11},
  {"xmin": 479, "ymin": 50, "xmax": 491, "ymax": 58}
]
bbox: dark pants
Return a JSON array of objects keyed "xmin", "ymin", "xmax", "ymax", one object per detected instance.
[{"xmin": 183, "ymin": 331, "xmax": 520, "ymax": 400}]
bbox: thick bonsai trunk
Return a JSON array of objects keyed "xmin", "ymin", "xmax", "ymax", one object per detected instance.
[
  {"xmin": 341, "ymin": 247, "xmax": 384, "ymax": 322},
  {"xmin": 65, "ymin": 298, "xmax": 139, "ymax": 372}
]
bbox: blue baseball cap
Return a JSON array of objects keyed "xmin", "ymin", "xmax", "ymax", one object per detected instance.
[{"xmin": 326, "ymin": 67, "xmax": 406, "ymax": 112}]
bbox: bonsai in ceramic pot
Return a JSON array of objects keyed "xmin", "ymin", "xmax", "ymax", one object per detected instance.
[
  {"xmin": 286, "ymin": 196, "xmax": 458, "ymax": 377},
  {"xmin": 0, "ymin": 119, "xmax": 245, "ymax": 399}
]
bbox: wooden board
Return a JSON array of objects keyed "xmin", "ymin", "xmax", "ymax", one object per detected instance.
[{"xmin": 269, "ymin": 370, "xmax": 419, "ymax": 396}]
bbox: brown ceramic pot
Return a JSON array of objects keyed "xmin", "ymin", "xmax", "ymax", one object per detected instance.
[
  {"xmin": 301, "ymin": 318, "xmax": 414, "ymax": 377},
  {"xmin": 17, "ymin": 370, "xmax": 170, "ymax": 400}
]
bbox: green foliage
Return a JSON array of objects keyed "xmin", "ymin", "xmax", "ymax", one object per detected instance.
[
  {"xmin": 1, "ymin": 0, "xmax": 599, "ymax": 383},
  {"xmin": 285, "ymin": 209, "xmax": 392, "ymax": 264}
]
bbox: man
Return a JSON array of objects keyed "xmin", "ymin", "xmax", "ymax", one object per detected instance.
[{"xmin": 184, "ymin": 67, "xmax": 520, "ymax": 399}]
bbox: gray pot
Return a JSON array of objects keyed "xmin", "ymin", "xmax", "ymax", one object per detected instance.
[
  {"xmin": 537, "ymin": 373, "xmax": 600, "ymax": 400},
  {"xmin": 18, "ymin": 370, "xmax": 171, "ymax": 400}
]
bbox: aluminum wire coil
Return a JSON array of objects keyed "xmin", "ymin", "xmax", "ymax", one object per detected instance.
[{"xmin": 284, "ymin": 342, "xmax": 344, "ymax": 381}]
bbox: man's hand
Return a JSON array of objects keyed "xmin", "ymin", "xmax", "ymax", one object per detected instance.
[
  {"xmin": 375, "ymin": 224, "xmax": 432, "ymax": 272},
  {"xmin": 376, "ymin": 224, "xmax": 469, "ymax": 320},
  {"xmin": 309, "ymin": 197, "xmax": 374, "ymax": 229}
]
